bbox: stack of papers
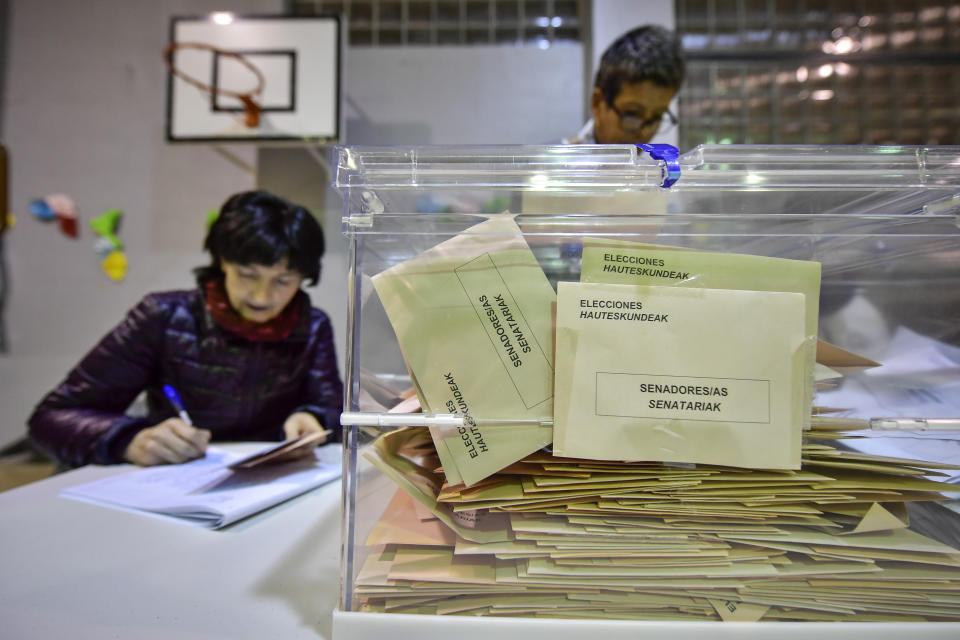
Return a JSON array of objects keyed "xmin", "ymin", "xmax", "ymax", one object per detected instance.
[
  {"xmin": 357, "ymin": 428, "xmax": 960, "ymax": 621},
  {"xmin": 62, "ymin": 446, "xmax": 342, "ymax": 529}
]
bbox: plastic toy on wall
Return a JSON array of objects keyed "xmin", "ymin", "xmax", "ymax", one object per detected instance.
[
  {"xmin": 28, "ymin": 193, "xmax": 79, "ymax": 238},
  {"xmin": 99, "ymin": 249, "xmax": 127, "ymax": 282},
  {"xmin": 89, "ymin": 208, "xmax": 127, "ymax": 282}
]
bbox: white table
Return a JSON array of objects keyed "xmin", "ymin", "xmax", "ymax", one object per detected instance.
[
  {"xmin": 0, "ymin": 444, "xmax": 343, "ymax": 639},
  {"xmin": 6, "ymin": 445, "xmax": 960, "ymax": 640}
]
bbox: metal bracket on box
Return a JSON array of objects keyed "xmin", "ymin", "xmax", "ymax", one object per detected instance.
[
  {"xmin": 345, "ymin": 190, "xmax": 383, "ymax": 228},
  {"xmin": 637, "ymin": 143, "xmax": 681, "ymax": 188}
]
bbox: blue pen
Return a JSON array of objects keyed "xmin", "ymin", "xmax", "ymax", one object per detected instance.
[{"xmin": 162, "ymin": 384, "xmax": 194, "ymax": 426}]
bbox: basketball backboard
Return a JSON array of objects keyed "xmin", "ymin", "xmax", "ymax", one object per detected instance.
[{"xmin": 165, "ymin": 14, "xmax": 341, "ymax": 143}]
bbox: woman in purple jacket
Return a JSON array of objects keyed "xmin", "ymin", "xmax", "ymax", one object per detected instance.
[{"xmin": 29, "ymin": 190, "xmax": 344, "ymax": 468}]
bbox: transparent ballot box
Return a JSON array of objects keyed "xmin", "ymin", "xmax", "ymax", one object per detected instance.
[{"xmin": 333, "ymin": 145, "xmax": 960, "ymax": 636}]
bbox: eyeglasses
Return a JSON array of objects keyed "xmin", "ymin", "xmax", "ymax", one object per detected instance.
[{"xmin": 608, "ymin": 104, "xmax": 677, "ymax": 135}]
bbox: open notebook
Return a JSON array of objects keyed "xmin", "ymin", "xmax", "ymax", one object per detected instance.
[{"xmin": 61, "ymin": 445, "xmax": 342, "ymax": 529}]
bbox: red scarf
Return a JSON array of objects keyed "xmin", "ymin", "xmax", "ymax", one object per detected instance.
[{"xmin": 203, "ymin": 279, "xmax": 301, "ymax": 342}]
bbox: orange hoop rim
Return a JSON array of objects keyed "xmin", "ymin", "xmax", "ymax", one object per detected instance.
[
  {"xmin": 163, "ymin": 41, "xmax": 265, "ymax": 127},
  {"xmin": 163, "ymin": 41, "xmax": 265, "ymax": 100}
]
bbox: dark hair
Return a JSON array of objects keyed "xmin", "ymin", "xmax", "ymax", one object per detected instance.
[
  {"xmin": 595, "ymin": 25, "xmax": 686, "ymax": 105},
  {"xmin": 195, "ymin": 190, "xmax": 325, "ymax": 286}
]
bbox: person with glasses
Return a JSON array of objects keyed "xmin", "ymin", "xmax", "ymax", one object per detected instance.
[{"xmin": 566, "ymin": 24, "xmax": 685, "ymax": 145}]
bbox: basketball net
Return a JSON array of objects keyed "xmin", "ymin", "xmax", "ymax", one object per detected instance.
[{"xmin": 163, "ymin": 42, "xmax": 265, "ymax": 128}]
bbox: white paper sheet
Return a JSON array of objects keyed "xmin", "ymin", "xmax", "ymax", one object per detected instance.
[{"xmin": 61, "ymin": 446, "xmax": 342, "ymax": 529}]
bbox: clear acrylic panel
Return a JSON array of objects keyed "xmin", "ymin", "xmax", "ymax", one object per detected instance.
[{"xmin": 334, "ymin": 144, "xmax": 960, "ymax": 623}]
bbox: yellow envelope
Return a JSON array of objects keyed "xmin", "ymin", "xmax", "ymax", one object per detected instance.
[
  {"xmin": 710, "ymin": 598, "xmax": 771, "ymax": 622},
  {"xmin": 387, "ymin": 547, "xmax": 498, "ymax": 585},
  {"xmin": 363, "ymin": 429, "xmax": 510, "ymax": 544},
  {"xmin": 366, "ymin": 489, "xmax": 458, "ymax": 547},
  {"xmin": 580, "ymin": 238, "xmax": 821, "ymax": 426},
  {"xmin": 372, "ymin": 215, "xmax": 555, "ymax": 485},
  {"xmin": 554, "ymin": 282, "xmax": 807, "ymax": 469}
]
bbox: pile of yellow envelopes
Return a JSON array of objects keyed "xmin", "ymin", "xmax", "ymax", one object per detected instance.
[{"xmin": 359, "ymin": 427, "xmax": 960, "ymax": 621}]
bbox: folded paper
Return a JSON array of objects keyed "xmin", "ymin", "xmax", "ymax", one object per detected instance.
[{"xmin": 372, "ymin": 215, "xmax": 555, "ymax": 486}]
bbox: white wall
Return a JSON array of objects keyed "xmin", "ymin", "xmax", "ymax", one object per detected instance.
[
  {"xmin": 0, "ymin": 0, "xmax": 7, "ymax": 139},
  {"xmin": 342, "ymin": 45, "xmax": 584, "ymax": 144},
  {"xmin": 0, "ymin": 1, "xmax": 586, "ymax": 450}
]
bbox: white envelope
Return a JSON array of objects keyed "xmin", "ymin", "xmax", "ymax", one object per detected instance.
[{"xmin": 554, "ymin": 282, "xmax": 807, "ymax": 470}]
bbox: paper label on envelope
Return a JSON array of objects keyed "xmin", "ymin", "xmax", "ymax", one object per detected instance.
[
  {"xmin": 579, "ymin": 238, "xmax": 820, "ymax": 425},
  {"xmin": 553, "ymin": 282, "xmax": 806, "ymax": 469},
  {"xmin": 372, "ymin": 216, "xmax": 555, "ymax": 486},
  {"xmin": 454, "ymin": 254, "xmax": 554, "ymax": 408}
]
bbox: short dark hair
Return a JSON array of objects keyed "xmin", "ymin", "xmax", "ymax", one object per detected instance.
[
  {"xmin": 595, "ymin": 25, "xmax": 686, "ymax": 105},
  {"xmin": 195, "ymin": 190, "xmax": 325, "ymax": 286}
]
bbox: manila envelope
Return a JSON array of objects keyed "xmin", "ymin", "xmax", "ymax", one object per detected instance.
[
  {"xmin": 579, "ymin": 238, "xmax": 821, "ymax": 426},
  {"xmin": 363, "ymin": 428, "xmax": 510, "ymax": 544},
  {"xmin": 366, "ymin": 488, "xmax": 458, "ymax": 547},
  {"xmin": 371, "ymin": 215, "xmax": 555, "ymax": 486},
  {"xmin": 554, "ymin": 282, "xmax": 807, "ymax": 469}
]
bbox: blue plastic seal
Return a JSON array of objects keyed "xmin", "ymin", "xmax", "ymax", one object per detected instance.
[{"xmin": 637, "ymin": 143, "xmax": 681, "ymax": 188}]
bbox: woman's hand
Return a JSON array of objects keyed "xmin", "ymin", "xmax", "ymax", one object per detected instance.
[
  {"xmin": 123, "ymin": 418, "xmax": 211, "ymax": 466},
  {"xmin": 279, "ymin": 412, "xmax": 328, "ymax": 460},
  {"xmin": 283, "ymin": 411, "xmax": 327, "ymax": 440}
]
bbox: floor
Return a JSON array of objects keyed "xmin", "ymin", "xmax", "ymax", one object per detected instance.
[{"xmin": 0, "ymin": 442, "xmax": 56, "ymax": 492}]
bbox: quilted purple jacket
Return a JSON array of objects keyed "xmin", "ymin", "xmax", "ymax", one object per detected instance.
[{"xmin": 28, "ymin": 288, "xmax": 344, "ymax": 467}]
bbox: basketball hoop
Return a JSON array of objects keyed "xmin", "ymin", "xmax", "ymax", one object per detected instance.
[{"xmin": 163, "ymin": 42, "xmax": 265, "ymax": 128}]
